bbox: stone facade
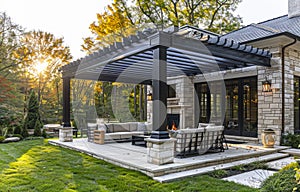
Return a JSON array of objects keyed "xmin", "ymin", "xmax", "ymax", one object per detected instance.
[
  {"xmin": 257, "ymin": 46, "xmax": 300, "ymax": 145},
  {"xmin": 145, "ymin": 137, "xmax": 176, "ymax": 165},
  {"xmin": 147, "ymin": 76, "xmax": 195, "ymax": 129}
]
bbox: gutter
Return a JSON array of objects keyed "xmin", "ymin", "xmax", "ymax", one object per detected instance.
[{"xmin": 281, "ymin": 38, "xmax": 297, "ymax": 136}]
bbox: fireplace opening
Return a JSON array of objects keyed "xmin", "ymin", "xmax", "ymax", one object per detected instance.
[{"xmin": 167, "ymin": 114, "xmax": 180, "ymax": 130}]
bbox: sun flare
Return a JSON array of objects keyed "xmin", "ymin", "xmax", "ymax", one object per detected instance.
[{"xmin": 35, "ymin": 62, "xmax": 48, "ymax": 74}]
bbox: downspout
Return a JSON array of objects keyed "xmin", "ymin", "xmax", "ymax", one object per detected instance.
[{"xmin": 281, "ymin": 38, "xmax": 297, "ymax": 136}]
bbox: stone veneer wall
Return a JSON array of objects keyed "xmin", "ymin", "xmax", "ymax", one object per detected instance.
[
  {"xmin": 257, "ymin": 46, "xmax": 300, "ymax": 145},
  {"xmin": 167, "ymin": 76, "xmax": 194, "ymax": 128},
  {"xmin": 147, "ymin": 76, "xmax": 195, "ymax": 129},
  {"xmin": 257, "ymin": 48, "xmax": 282, "ymax": 145}
]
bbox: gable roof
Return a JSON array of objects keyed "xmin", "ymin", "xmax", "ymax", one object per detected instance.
[{"xmin": 222, "ymin": 15, "xmax": 300, "ymax": 43}]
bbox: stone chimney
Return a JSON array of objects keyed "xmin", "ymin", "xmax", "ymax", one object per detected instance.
[{"xmin": 289, "ymin": 0, "xmax": 300, "ymax": 18}]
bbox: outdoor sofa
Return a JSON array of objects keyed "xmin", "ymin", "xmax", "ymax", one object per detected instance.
[
  {"xmin": 87, "ymin": 122, "xmax": 152, "ymax": 142},
  {"xmin": 174, "ymin": 124, "xmax": 225, "ymax": 157}
]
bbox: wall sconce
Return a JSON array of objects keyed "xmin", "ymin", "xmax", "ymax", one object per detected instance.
[
  {"xmin": 147, "ymin": 91, "xmax": 152, "ymax": 101},
  {"xmin": 262, "ymin": 76, "xmax": 272, "ymax": 92}
]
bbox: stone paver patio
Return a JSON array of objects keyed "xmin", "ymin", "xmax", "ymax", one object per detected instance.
[{"xmin": 49, "ymin": 138, "xmax": 288, "ymax": 181}]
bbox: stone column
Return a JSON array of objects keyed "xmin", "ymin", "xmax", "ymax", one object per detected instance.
[
  {"xmin": 59, "ymin": 127, "xmax": 73, "ymax": 142},
  {"xmin": 145, "ymin": 138, "xmax": 176, "ymax": 165}
]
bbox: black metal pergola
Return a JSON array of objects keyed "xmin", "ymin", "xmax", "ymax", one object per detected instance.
[{"xmin": 60, "ymin": 26, "xmax": 271, "ymax": 139}]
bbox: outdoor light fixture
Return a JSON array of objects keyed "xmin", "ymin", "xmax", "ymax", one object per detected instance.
[
  {"xmin": 147, "ymin": 91, "xmax": 153, "ymax": 101},
  {"xmin": 262, "ymin": 76, "xmax": 272, "ymax": 92}
]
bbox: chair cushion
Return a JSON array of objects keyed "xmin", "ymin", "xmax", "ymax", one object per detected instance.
[
  {"xmin": 129, "ymin": 122, "xmax": 138, "ymax": 131},
  {"xmin": 145, "ymin": 123, "xmax": 152, "ymax": 132},
  {"xmin": 104, "ymin": 123, "xmax": 114, "ymax": 133},
  {"xmin": 137, "ymin": 122, "xmax": 146, "ymax": 131},
  {"xmin": 113, "ymin": 123, "xmax": 129, "ymax": 132}
]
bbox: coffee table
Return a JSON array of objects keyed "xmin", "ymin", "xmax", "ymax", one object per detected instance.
[{"xmin": 131, "ymin": 135, "xmax": 150, "ymax": 147}]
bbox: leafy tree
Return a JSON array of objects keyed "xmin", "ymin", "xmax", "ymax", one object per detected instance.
[
  {"xmin": 82, "ymin": 3, "xmax": 137, "ymax": 53},
  {"xmin": 23, "ymin": 90, "xmax": 42, "ymax": 136},
  {"xmin": 14, "ymin": 31, "xmax": 72, "ymax": 123},
  {"xmin": 0, "ymin": 12, "xmax": 24, "ymax": 136},
  {"xmin": 0, "ymin": 76, "xmax": 23, "ymax": 136},
  {"xmin": 0, "ymin": 12, "xmax": 24, "ymax": 75},
  {"xmin": 94, "ymin": 81, "xmax": 114, "ymax": 119},
  {"xmin": 133, "ymin": 0, "xmax": 242, "ymax": 33}
]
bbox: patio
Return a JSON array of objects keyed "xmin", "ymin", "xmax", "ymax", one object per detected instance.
[{"xmin": 49, "ymin": 138, "xmax": 289, "ymax": 182}]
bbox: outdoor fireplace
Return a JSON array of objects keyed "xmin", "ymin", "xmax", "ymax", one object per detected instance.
[{"xmin": 167, "ymin": 114, "xmax": 180, "ymax": 130}]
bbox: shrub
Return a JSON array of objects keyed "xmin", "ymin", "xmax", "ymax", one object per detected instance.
[
  {"xmin": 280, "ymin": 162, "xmax": 299, "ymax": 172},
  {"xmin": 261, "ymin": 165, "xmax": 299, "ymax": 192},
  {"xmin": 0, "ymin": 136, "xmax": 5, "ymax": 143},
  {"xmin": 281, "ymin": 133, "xmax": 300, "ymax": 148},
  {"xmin": 23, "ymin": 90, "xmax": 43, "ymax": 137},
  {"xmin": 42, "ymin": 129, "xmax": 47, "ymax": 138},
  {"xmin": 208, "ymin": 169, "xmax": 228, "ymax": 178}
]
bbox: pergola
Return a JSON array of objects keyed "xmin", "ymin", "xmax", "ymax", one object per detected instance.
[{"xmin": 61, "ymin": 26, "xmax": 271, "ymax": 139}]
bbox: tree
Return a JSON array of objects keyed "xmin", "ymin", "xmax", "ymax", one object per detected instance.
[
  {"xmin": 0, "ymin": 76, "xmax": 23, "ymax": 136},
  {"xmin": 23, "ymin": 90, "xmax": 42, "ymax": 137},
  {"xmin": 14, "ymin": 31, "xmax": 72, "ymax": 123},
  {"xmin": 82, "ymin": 3, "xmax": 137, "ymax": 53},
  {"xmin": 0, "ymin": 12, "xmax": 24, "ymax": 75},
  {"xmin": 0, "ymin": 12, "xmax": 24, "ymax": 136},
  {"xmin": 83, "ymin": 0, "xmax": 242, "ymax": 52},
  {"xmin": 133, "ymin": 0, "xmax": 242, "ymax": 33}
]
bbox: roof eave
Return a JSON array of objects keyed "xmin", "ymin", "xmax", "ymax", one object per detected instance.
[{"xmin": 241, "ymin": 32, "xmax": 300, "ymax": 45}]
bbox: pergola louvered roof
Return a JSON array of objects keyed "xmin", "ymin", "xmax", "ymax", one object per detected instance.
[{"xmin": 61, "ymin": 26, "xmax": 271, "ymax": 84}]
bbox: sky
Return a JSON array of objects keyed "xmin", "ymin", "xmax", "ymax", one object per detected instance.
[{"xmin": 0, "ymin": 0, "xmax": 288, "ymax": 60}]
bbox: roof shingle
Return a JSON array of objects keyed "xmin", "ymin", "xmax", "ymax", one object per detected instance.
[{"xmin": 222, "ymin": 15, "xmax": 300, "ymax": 43}]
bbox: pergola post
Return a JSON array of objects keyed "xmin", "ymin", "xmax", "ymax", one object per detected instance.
[
  {"xmin": 146, "ymin": 46, "xmax": 176, "ymax": 165},
  {"xmin": 150, "ymin": 46, "xmax": 169, "ymax": 139},
  {"xmin": 62, "ymin": 77, "xmax": 71, "ymax": 127}
]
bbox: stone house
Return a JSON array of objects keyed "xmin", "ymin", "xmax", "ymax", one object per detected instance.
[
  {"xmin": 156, "ymin": 0, "xmax": 300, "ymax": 144},
  {"xmin": 61, "ymin": 1, "xmax": 300, "ymax": 147}
]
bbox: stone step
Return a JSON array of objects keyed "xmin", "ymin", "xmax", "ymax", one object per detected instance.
[
  {"xmin": 266, "ymin": 156, "xmax": 296, "ymax": 171},
  {"xmin": 153, "ymin": 153, "xmax": 289, "ymax": 183},
  {"xmin": 280, "ymin": 148, "xmax": 300, "ymax": 157},
  {"xmin": 225, "ymin": 135, "xmax": 259, "ymax": 144},
  {"xmin": 222, "ymin": 169, "xmax": 277, "ymax": 188}
]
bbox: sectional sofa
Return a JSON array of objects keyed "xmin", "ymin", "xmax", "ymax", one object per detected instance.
[{"xmin": 87, "ymin": 122, "xmax": 152, "ymax": 142}]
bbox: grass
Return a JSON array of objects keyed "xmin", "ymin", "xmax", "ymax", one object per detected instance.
[{"xmin": 0, "ymin": 139, "xmax": 258, "ymax": 192}]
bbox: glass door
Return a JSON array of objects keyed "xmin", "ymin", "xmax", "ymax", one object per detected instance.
[
  {"xmin": 195, "ymin": 77, "xmax": 258, "ymax": 137},
  {"xmin": 225, "ymin": 80, "xmax": 240, "ymax": 135},
  {"xmin": 242, "ymin": 79, "xmax": 257, "ymax": 137}
]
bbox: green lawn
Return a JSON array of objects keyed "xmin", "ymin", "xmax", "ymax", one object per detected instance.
[{"xmin": 0, "ymin": 139, "xmax": 258, "ymax": 192}]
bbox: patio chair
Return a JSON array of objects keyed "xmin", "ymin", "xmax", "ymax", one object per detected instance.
[
  {"xmin": 175, "ymin": 126, "xmax": 224, "ymax": 158},
  {"xmin": 198, "ymin": 126, "xmax": 224, "ymax": 154},
  {"xmin": 175, "ymin": 128, "xmax": 205, "ymax": 157}
]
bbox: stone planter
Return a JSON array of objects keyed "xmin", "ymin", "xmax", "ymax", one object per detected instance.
[{"xmin": 261, "ymin": 129, "xmax": 276, "ymax": 148}]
